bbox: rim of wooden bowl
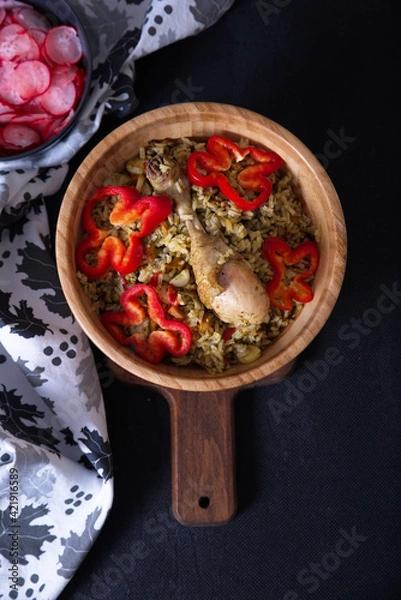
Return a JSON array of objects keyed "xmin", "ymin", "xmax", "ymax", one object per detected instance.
[{"xmin": 56, "ymin": 102, "xmax": 347, "ymax": 391}]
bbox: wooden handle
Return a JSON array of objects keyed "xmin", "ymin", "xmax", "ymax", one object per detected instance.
[
  {"xmin": 163, "ymin": 388, "xmax": 237, "ymax": 527},
  {"xmin": 105, "ymin": 357, "xmax": 296, "ymax": 527}
]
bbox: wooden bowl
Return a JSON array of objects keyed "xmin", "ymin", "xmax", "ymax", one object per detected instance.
[{"xmin": 56, "ymin": 103, "xmax": 347, "ymax": 525}]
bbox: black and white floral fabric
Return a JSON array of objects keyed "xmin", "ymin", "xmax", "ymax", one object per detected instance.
[{"xmin": 0, "ymin": 1, "xmax": 233, "ymax": 598}]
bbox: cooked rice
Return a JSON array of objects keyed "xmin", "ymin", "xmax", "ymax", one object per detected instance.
[{"xmin": 77, "ymin": 137, "xmax": 318, "ymax": 373}]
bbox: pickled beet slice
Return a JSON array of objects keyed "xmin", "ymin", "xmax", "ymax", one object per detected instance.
[{"xmin": 43, "ymin": 25, "xmax": 82, "ymax": 66}]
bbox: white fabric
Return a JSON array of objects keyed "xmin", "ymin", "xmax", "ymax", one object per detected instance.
[{"xmin": 0, "ymin": 1, "xmax": 234, "ymax": 597}]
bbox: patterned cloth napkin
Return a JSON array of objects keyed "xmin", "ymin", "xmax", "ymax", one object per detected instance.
[{"xmin": 0, "ymin": 1, "xmax": 233, "ymax": 598}]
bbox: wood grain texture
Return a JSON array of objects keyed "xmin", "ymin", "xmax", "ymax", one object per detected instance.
[{"xmin": 166, "ymin": 388, "xmax": 237, "ymax": 526}]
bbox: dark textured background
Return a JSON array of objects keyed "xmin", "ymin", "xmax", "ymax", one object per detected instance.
[{"xmin": 53, "ymin": 0, "xmax": 401, "ymax": 598}]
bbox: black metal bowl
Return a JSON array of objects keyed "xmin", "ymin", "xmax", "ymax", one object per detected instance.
[{"xmin": 0, "ymin": 0, "xmax": 92, "ymax": 161}]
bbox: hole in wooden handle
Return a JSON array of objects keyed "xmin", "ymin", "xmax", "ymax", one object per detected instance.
[{"xmin": 198, "ymin": 496, "xmax": 210, "ymax": 509}]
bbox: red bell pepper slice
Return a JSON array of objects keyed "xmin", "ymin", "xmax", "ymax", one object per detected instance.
[
  {"xmin": 186, "ymin": 135, "xmax": 283, "ymax": 210},
  {"xmin": 76, "ymin": 232, "xmax": 143, "ymax": 279},
  {"xmin": 100, "ymin": 284, "xmax": 192, "ymax": 364},
  {"xmin": 109, "ymin": 192, "xmax": 172, "ymax": 235},
  {"xmin": 263, "ymin": 236, "xmax": 319, "ymax": 311},
  {"xmin": 222, "ymin": 326, "xmax": 236, "ymax": 342},
  {"xmin": 99, "ymin": 288, "xmax": 146, "ymax": 345},
  {"xmin": 76, "ymin": 186, "xmax": 172, "ymax": 280}
]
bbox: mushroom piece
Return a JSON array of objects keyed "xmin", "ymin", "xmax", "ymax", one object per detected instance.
[{"xmin": 146, "ymin": 154, "xmax": 270, "ymax": 326}]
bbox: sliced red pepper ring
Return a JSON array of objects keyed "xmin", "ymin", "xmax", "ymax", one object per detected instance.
[
  {"xmin": 76, "ymin": 233, "xmax": 144, "ymax": 279},
  {"xmin": 100, "ymin": 284, "xmax": 192, "ymax": 364},
  {"xmin": 99, "ymin": 289, "xmax": 146, "ymax": 345},
  {"xmin": 263, "ymin": 236, "xmax": 319, "ymax": 311},
  {"xmin": 76, "ymin": 186, "xmax": 172, "ymax": 280},
  {"xmin": 186, "ymin": 135, "xmax": 283, "ymax": 211},
  {"xmin": 109, "ymin": 190, "xmax": 172, "ymax": 234}
]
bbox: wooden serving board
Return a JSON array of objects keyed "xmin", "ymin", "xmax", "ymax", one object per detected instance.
[{"xmin": 107, "ymin": 359, "xmax": 295, "ymax": 526}]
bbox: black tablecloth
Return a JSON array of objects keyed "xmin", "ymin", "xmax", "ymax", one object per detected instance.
[{"xmin": 54, "ymin": 1, "xmax": 401, "ymax": 598}]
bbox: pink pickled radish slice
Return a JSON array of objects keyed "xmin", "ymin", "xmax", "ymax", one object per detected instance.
[
  {"xmin": 39, "ymin": 81, "xmax": 77, "ymax": 116},
  {"xmin": 13, "ymin": 60, "xmax": 51, "ymax": 100},
  {"xmin": 0, "ymin": 62, "xmax": 26, "ymax": 105},
  {"xmin": 27, "ymin": 28, "xmax": 47, "ymax": 47},
  {"xmin": 0, "ymin": 115, "xmax": 14, "ymax": 124},
  {"xmin": 2, "ymin": 122, "xmax": 41, "ymax": 149},
  {"xmin": 52, "ymin": 64, "xmax": 80, "ymax": 86},
  {"xmin": 0, "ymin": 23, "xmax": 33, "ymax": 61},
  {"xmin": 11, "ymin": 7, "xmax": 51, "ymax": 31},
  {"xmin": 42, "ymin": 110, "xmax": 74, "ymax": 140},
  {"xmin": 10, "ymin": 112, "xmax": 51, "ymax": 125},
  {"xmin": 43, "ymin": 25, "xmax": 82, "ymax": 66},
  {"xmin": 0, "ymin": 99, "xmax": 13, "ymax": 115},
  {"xmin": 0, "ymin": 134, "xmax": 20, "ymax": 151}
]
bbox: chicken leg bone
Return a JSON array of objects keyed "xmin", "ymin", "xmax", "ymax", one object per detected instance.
[{"xmin": 146, "ymin": 154, "xmax": 270, "ymax": 325}]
